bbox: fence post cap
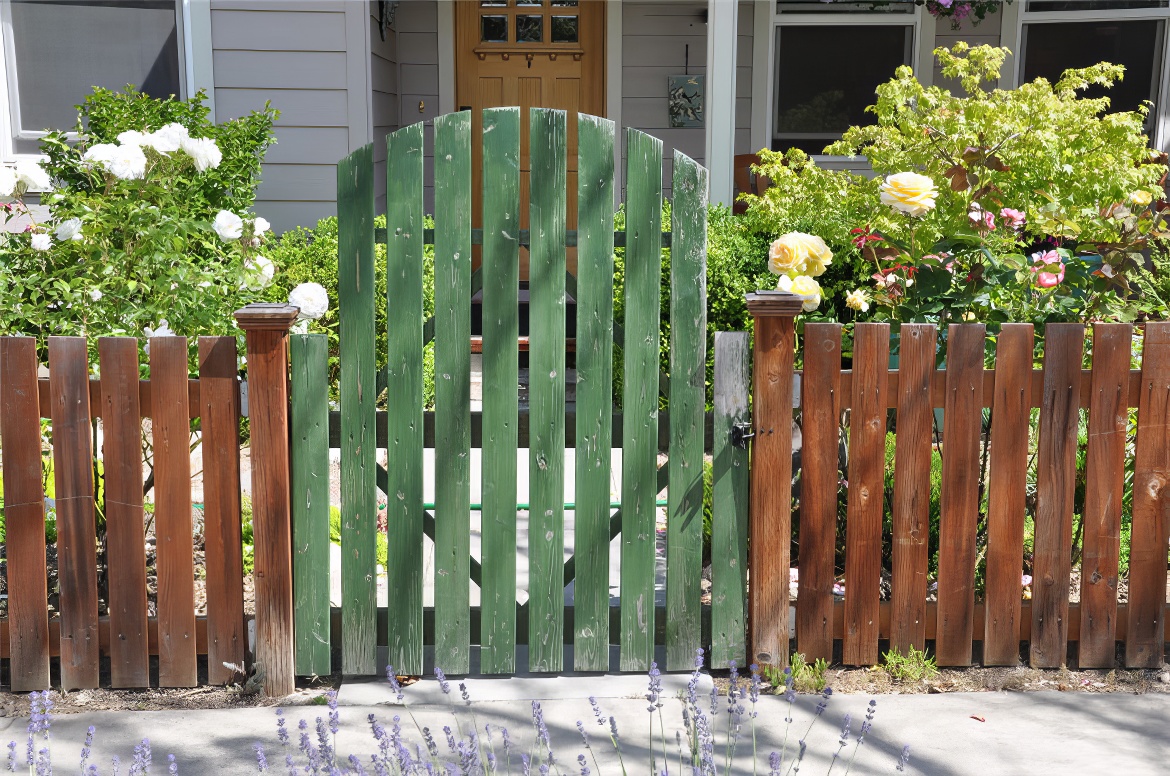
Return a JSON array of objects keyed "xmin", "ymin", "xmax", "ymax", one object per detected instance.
[
  {"xmin": 744, "ymin": 290, "xmax": 803, "ymax": 317},
  {"xmin": 234, "ymin": 303, "xmax": 300, "ymax": 332}
]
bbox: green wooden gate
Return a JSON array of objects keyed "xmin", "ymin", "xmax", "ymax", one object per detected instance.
[{"xmin": 289, "ymin": 109, "xmax": 750, "ymax": 677}]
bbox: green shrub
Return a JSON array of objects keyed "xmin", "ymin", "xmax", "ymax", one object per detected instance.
[
  {"xmin": 764, "ymin": 652, "xmax": 829, "ymax": 693},
  {"xmin": 329, "ymin": 504, "xmax": 388, "ymax": 569},
  {"xmin": 882, "ymin": 645, "xmax": 939, "ymax": 683}
]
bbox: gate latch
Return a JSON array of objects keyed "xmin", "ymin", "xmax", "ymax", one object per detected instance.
[{"xmin": 731, "ymin": 421, "xmax": 755, "ymax": 450}]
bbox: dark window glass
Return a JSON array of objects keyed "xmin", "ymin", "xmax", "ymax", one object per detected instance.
[
  {"xmin": 773, "ymin": 25, "xmax": 912, "ymax": 154},
  {"xmin": 481, "ymin": 14, "xmax": 509, "ymax": 42},
  {"xmin": 1022, "ymin": 20, "xmax": 1161, "ymax": 114},
  {"xmin": 517, "ymin": 15, "xmax": 543, "ymax": 42},
  {"xmin": 516, "ymin": 0, "xmax": 543, "ymax": 5},
  {"xmin": 480, "ymin": 0, "xmax": 507, "ymax": 6},
  {"xmin": 551, "ymin": 0, "xmax": 579, "ymax": 5},
  {"xmin": 1026, "ymin": 1, "xmax": 1165, "ymax": 10},
  {"xmin": 551, "ymin": 16, "xmax": 578, "ymax": 43}
]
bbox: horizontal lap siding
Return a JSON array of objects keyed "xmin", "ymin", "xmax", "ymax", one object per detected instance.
[
  {"xmin": 371, "ymin": 10, "xmax": 400, "ymax": 215},
  {"xmin": 396, "ymin": 1, "xmax": 440, "ymax": 214}
]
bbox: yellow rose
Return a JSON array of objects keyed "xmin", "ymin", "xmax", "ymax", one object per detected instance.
[
  {"xmin": 1131, "ymin": 190, "xmax": 1154, "ymax": 206},
  {"xmin": 845, "ymin": 288, "xmax": 870, "ymax": 312},
  {"xmin": 790, "ymin": 275, "xmax": 822, "ymax": 312},
  {"xmin": 881, "ymin": 172, "xmax": 938, "ymax": 217},
  {"xmin": 769, "ymin": 232, "xmax": 833, "ymax": 277}
]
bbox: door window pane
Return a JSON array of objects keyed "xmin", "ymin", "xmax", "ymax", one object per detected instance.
[
  {"xmin": 774, "ymin": 25, "xmax": 912, "ymax": 154},
  {"xmin": 1026, "ymin": 1, "xmax": 1166, "ymax": 9},
  {"xmin": 516, "ymin": 15, "xmax": 544, "ymax": 42},
  {"xmin": 481, "ymin": 14, "xmax": 509, "ymax": 42},
  {"xmin": 551, "ymin": 16, "xmax": 579, "ymax": 43}
]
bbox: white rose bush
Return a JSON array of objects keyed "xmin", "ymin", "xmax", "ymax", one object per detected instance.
[{"xmin": 0, "ymin": 86, "xmax": 277, "ymax": 361}]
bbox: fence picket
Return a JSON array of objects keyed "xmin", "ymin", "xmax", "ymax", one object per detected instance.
[
  {"xmin": 528, "ymin": 107, "xmax": 569, "ymax": 672},
  {"xmin": 1125, "ymin": 321, "xmax": 1170, "ymax": 667},
  {"xmin": 889, "ymin": 323, "xmax": 935, "ymax": 655},
  {"xmin": 384, "ymin": 126, "xmax": 426, "ymax": 675},
  {"xmin": 982, "ymin": 324, "xmax": 1034, "ymax": 666},
  {"xmin": 99, "ymin": 337, "xmax": 150, "ymax": 688},
  {"xmin": 480, "ymin": 107, "xmax": 522, "ymax": 674},
  {"xmin": 1078, "ymin": 323, "xmax": 1132, "ymax": 668},
  {"xmin": 573, "ymin": 113, "xmax": 616, "ymax": 672},
  {"xmin": 150, "ymin": 335, "xmax": 198, "ymax": 687},
  {"xmin": 711, "ymin": 332, "xmax": 750, "ymax": 669},
  {"xmin": 290, "ymin": 334, "xmax": 331, "ymax": 677},
  {"xmin": 1030, "ymin": 323, "xmax": 1084, "ymax": 668},
  {"xmin": 619, "ymin": 127, "xmax": 663, "ymax": 672},
  {"xmin": 935, "ymin": 324, "xmax": 985, "ymax": 666}
]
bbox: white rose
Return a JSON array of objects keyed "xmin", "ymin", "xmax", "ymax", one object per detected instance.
[
  {"xmin": 289, "ymin": 282, "xmax": 329, "ymax": 320},
  {"xmin": 180, "ymin": 136, "xmax": 222, "ymax": 172},
  {"xmin": 242, "ymin": 255, "xmax": 275, "ymax": 290},
  {"xmin": 0, "ymin": 166, "xmax": 16, "ymax": 197},
  {"xmin": 55, "ymin": 218, "xmax": 83, "ymax": 242},
  {"xmin": 213, "ymin": 210, "xmax": 244, "ymax": 242},
  {"xmin": 30, "ymin": 233, "xmax": 52, "ymax": 251},
  {"xmin": 89, "ymin": 289, "xmax": 103, "ymax": 302},
  {"xmin": 253, "ymin": 216, "xmax": 271, "ymax": 236},
  {"xmin": 106, "ymin": 144, "xmax": 148, "ymax": 180},
  {"xmin": 880, "ymin": 172, "xmax": 938, "ymax": 217},
  {"xmin": 82, "ymin": 143, "xmax": 119, "ymax": 167},
  {"xmin": 143, "ymin": 319, "xmax": 175, "ymax": 354},
  {"xmin": 117, "ymin": 130, "xmax": 150, "ymax": 147},
  {"xmin": 16, "ymin": 161, "xmax": 51, "ymax": 191},
  {"xmin": 845, "ymin": 288, "xmax": 870, "ymax": 313},
  {"xmin": 144, "ymin": 123, "xmax": 190, "ymax": 154}
]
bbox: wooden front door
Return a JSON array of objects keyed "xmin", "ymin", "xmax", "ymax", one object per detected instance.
[{"xmin": 456, "ymin": 0, "xmax": 606, "ymax": 277}]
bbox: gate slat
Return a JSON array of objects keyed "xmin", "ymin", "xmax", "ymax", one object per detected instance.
[
  {"xmin": 843, "ymin": 324, "xmax": 888, "ymax": 666},
  {"xmin": 1079, "ymin": 323, "xmax": 1131, "ymax": 668},
  {"xmin": 150, "ymin": 335, "xmax": 197, "ymax": 687},
  {"xmin": 982, "ymin": 324, "xmax": 1034, "ymax": 666},
  {"xmin": 480, "ymin": 107, "xmax": 522, "ymax": 674},
  {"xmin": 383, "ymin": 128, "xmax": 425, "ymax": 675},
  {"xmin": 0, "ymin": 337, "xmax": 51, "ymax": 690},
  {"xmin": 290, "ymin": 334, "xmax": 331, "ymax": 677},
  {"xmin": 433, "ymin": 110, "xmax": 473, "ymax": 674},
  {"xmin": 1125, "ymin": 321, "xmax": 1170, "ymax": 667},
  {"xmin": 528, "ymin": 107, "xmax": 568, "ymax": 673},
  {"xmin": 711, "ymin": 332, "xmax": 750, "ymax": 669},
  {"xmin": 99, "ymin": 337, "xmax": 150, "ymax": 688},
  {"xmin": 1030, "ymin": 323, "xmax": 1084, "ymax": 668},
  {"xmin": 798, "ymin": 323, "xmax": 842, "ymax": 664},
  {"xmin": 935, "ymin": 324, "xmax": 984, "ymax": 667},
  {"xmin": 619, "ymin": 127, "xmax": 663, "ymax": 672},
  {"xmin": 573, "ymin": 113, "xmax": 616, "ymax": 672},
  {"xmin": 889, "ymin": 323, "xmax": 935, "ymax": 655}
]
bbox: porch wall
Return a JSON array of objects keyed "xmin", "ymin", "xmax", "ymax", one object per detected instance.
[
  {"xmin": 394, "ymin": 0, "xmax": 441, "ymax": 215},
  {"xmin": 371, "ymin": 6, "xmax": 401, "ymax": 216}
]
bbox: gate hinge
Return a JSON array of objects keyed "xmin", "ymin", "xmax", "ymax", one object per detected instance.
[{"xmin": 731, "ymin": 420, "xmax": 755, "ymax": 450}]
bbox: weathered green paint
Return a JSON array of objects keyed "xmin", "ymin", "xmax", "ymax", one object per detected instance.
[
  {"xmin": 527, "ymin": 107, "xmax": 568, "ymax": 672},
  {"xmin": 337, "ymin": 143, "xmax": 377, "ymax": 676},
  {"xmin": 385, "ymin": 122, "xmax": 426, "ymax": 676},
  {"xmin": 666, "ymin": 151, "xmax": 708, "ymax": 671},
  {"xmin": 290, "ymin": 333, "xmax": 331, "ymax": 677},
  {"xmin": 710, "ymin": 332, "xmax": 750, "ymax": 669},
  {"xmin": 620, "ymin": 127, "xmax": 664, "ymax": 672},
  {"xmin": 573, "ymin": 113, "xmax": 616, "ymax": 672},
  {"xmin": 480, "ymin": 107, "xmax": 521, "ymax": 674},
  {"xmin": 433, "ymin": 111, "xmax": 473, "ymax": 674}
]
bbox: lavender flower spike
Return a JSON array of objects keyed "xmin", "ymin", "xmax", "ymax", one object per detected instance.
[
  {"xmin": 255, "ymin": 743, "xmax": 268, "ymax": 772},
  {"xmin": 386, "ymin": 666, "xmax": 406, "ymax": 702},
  {"xmin": 435, "ymin": 667, "xmax": 452, "ymax": 695}
]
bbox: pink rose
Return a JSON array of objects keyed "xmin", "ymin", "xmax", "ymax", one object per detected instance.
[
  {"xmin": 1031, "ymin": 249, "xmax": 1065, "ymax": 288},
  {"xmin": 1000, "ymin": 208, "xmax": 1025, "ymax": 229},
  {"xmin": 969, "ymin": 203, "xmax": 995, "ymax": 232}
]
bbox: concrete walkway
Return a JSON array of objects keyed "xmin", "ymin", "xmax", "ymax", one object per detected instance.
[{"xmin": 4, "ymin": 676, "xmax": 1167, "ymax": 775}]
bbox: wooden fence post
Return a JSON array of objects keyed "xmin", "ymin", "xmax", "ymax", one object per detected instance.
[
  {"xmin": 744, "ymin": 291, "xmax": 802, "ymax": 668},
  {"xmin": 234, "ymin": 303, "xmax": 299, "ymax": 697}
]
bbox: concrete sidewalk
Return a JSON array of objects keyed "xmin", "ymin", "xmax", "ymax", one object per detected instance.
[{"xmin": 2, "ymin": 675, "xmax": 1167, "ymax": 775}]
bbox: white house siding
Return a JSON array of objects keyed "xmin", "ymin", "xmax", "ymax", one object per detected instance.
[
  {"xmin": 210, "ymin": 0, "xmax": 371, "ymax": 233},
  {"xmin": 621, "ymin": 1, "xmax": 753, "ymax": 197},
  {"xmin": 371, "ymin": 6, "xmax": 400, "ymax": 215},
  {"xmin": 395, "ymin": 0, "xmax": 441, "ymax": 214}
]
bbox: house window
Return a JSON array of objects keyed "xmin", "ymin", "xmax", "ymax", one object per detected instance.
[
  {"xmin": 773, "ymin": 1, "xmax": 918, "ymax": 155},
  {"xmin": 1, "ymin": 0, "xmax": 185, "ymax": 156}
]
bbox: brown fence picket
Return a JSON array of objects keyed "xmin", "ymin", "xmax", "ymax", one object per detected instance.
[
  {"xmin": 889, "ymin": 323, "xmax": 935, "ymax": 655},
  {"xmin": 842, "ymin": 323, "xmax": 888, "ymax": 666},
  {"xmin": 151, "ymin": 336, "xmax": 198, "ymax": 687},
  {"xmin": 982, "ymin": 323, "xmax": 1034, "ymax": 666},
  {"xmin": 1078, "ymin": 323, "xmax": 1131, "ymax": 668},
  {"xmin": 98, "ymin": 337, "xmax": 150, "ymax": 688},
  {"xmin": 797, "ymin": 323, "xmax": 842, "ymax": 663},
  {"xmin": 0, "ymin": 337, "xmax": 51, "ymax": 690},
  {"xmin": 1030, "ymin": 323, "xmax": 1084, "ymax": 668},
  {"xmin": 48, "ymin": 337, "xmax": 100, "ymax": 690},
  {"xmin": 935, "ymin": 324, "xmax": 985, "ymax": 666},
  {"xmin": 1125, "ymin": 321, "xmax": 1170, "ymax": 667}
]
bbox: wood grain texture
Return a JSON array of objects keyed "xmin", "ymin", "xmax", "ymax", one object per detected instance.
[
  {"xmin": 572, "ymin": 113, "xmax": 615, "ymax": 672},
  {"xmin": 99, "ymin": 338, "xmax": 150, "ymax": 688},
  {"xmin": 1078, "ymin": 324, "xmax": 1131, "ymax": 668},
  {"xmin": 665, "ymin": 150, "xmax": 708, "ymax": 671},
  {"xmin": 982, "ymin": 324, "xmax": 1034, "ymax": 666},
  {"xmin": 433, "ymin": 110, "xmax": 473, "ymax": 674},
  {"xmin": 339, "ymin": 141, "xmax": 380, "ymax": 675},
  {"xmin": 0, "ymin": 337, "xmax": 51, "ymax": 690},
  {"xmin": 842, "ymin": 324, "xmax": 888, "ymax": 666},
  {"xmin": 889, "ymin": 324, "xmax": 936, "ymax": 655},
  {"xmin": 290, "ymin": 334, "xmax": 331, "ymax": 677},
  {"xmin": 711, "ymin": 332, "xmax": 750, "ymax": 669},
  {"xmin": 797, "ymin": 323, "xmax": 842, "ymax": 664},
  {"xmin": 935, "ymin": 324, "xmax": 985, "ymax": 667},
  {"xmin": 1030, "ymin": 323, "xmax": 1084, "ymax": 668},
  {"xmin": 149, "ymin": 336, "xmax": 197, "ymax": 687},
  {"xmin": 619, "ymin": 127, "xmax": 663, "ymax": 672},
  {"xmin": 528, "ymin": 107, "xmax": 568, "ymax": 673},
  {"xmin": 1125, "ymin": 321, "xmax": 1170, "ymax": 668}
]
